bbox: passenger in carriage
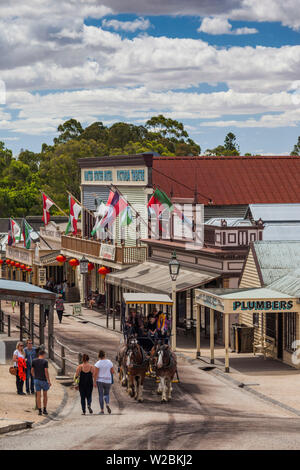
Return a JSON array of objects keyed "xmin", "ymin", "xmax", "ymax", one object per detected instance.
[
  {"xmin": 156, "ymin": 311, "xmax": 171, "ymax": 345},
  {"xmin": 147, "ymin": 314, "xmax": 158, "ymax": 339},
  {"xmin": 128, "ymin": 309, "xmax": 144, "ymax": 338}
]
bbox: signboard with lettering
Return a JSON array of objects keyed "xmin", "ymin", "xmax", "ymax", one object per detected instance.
[
  {"xmin": 82, "ymin": 166, "xmax": 147, "ymax": 186},
  {"xmin": 38, "ymin": 268, "xmax": 47, "ymax": 286},
  {"xmin": 99, "ymin": 244, "xmax": 116, "ymax": 261},
  {"xmin": 232, "ymin": 300, "xmax": 294, "ymax": 311},
  {"xmin": 195, "ymin": 291, "xmax": 224, "ymax": 312},
  {"xmin": 73, "ymin": 304, "xmax": 82, "ymax": 316}
]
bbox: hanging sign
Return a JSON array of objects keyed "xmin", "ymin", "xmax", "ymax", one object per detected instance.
[
  {"xmin": 99, "ymin": 244, "xmax": 115, "ymax": 261},
  {"xmin": 38, "ymin": 268, "xmax": 47, "ymax": 286}
]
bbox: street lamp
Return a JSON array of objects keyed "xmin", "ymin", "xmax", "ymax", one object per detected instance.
[
  {"xmin": 79, "ymin": 256, "xmax": 89, "ymax": 305},
  {"xmin": 169, "ymin": 251, "xmax": 180, "ymax": 351}
]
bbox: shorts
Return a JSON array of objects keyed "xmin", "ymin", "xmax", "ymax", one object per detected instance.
[{"xmin": 34, "ymin": 379, "xmax": 50, "ymax": 392}]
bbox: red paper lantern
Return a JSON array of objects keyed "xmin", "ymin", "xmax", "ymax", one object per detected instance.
[
  {"xmin": 6, "ymin": 259, "xmax": 11, "ymax": 265},
  {"xmin": 10, "ymin": 261, "xmax": 15, "ymax": 267},
  {"xmin": 26, "ymin": 266, "xmax": 32, "ymax": 272},
  {"xmin": 15, "ymin": 262, "xmax": 20, "ymax": 268},
  {"xmin": 69, "ymin": 258, "xmax": 79, "ymax": 270},
  {"xmin": 56, "ymin": 254, "xmax": 66, "ymax": 265},
  {"xmin": 88, "ymin": 262, "xmax": 94, "ymax": 272},
  {"xmin": 20, "ymin": 264, "xmax": 26, "ymax": 270},
  {"xmin": 0, "ymin": 259, "xmax": 4, "ymax": 265},
  {"xmin": 98, "ymin": 266, "xmax": 110, "ymax": 278}
]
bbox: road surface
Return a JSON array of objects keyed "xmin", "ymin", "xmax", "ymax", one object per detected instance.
[{"xmin": 2, "ymin": 311, "xmax": 300, "ymax": 450}]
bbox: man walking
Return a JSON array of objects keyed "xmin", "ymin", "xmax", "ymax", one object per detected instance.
[
  {"xmin": 94, "ymin": 350, "xmax": 114, "ymax": 414},
  {"xmin": 24, "ymin": 338, "xmax": 36, "ymax": 394},
  {"xmin": 55, "ymin": 294, "xmax": 65, "ymax": 324},
  {"xmin": 31, "ymin": 349, "xmax": 51, "ymax": 416}
]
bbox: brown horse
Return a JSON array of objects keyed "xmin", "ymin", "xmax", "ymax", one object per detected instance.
[
  {"xmin": 150, "ymin": 343, "xmax": 177, "ymax": 402},
  {"xmin": 126, "ymin": 338, "xmax": 149, "ymax": 402}
]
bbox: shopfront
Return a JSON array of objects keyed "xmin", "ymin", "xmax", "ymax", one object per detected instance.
[{"xmin": 195, "ymin": 287, "xmax": 300, "ymax": 372}]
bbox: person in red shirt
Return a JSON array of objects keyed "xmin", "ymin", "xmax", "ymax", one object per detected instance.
[{"xmin": 55, "ymin": 294, "xmax": 65, "ymax": 323}]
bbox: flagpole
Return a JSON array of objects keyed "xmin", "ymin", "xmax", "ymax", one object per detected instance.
[
  {"xmin": 24, "ymin": 218, "xmax": 53, "ymax": 250},
  {"xmin": 40, "ymin": 191, "xmax": 69, "ymax": 217}
]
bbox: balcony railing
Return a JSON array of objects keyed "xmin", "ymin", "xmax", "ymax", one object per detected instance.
[{"xmin": 61, "ymin": 236, "xmax": 147, "ymax": 265}]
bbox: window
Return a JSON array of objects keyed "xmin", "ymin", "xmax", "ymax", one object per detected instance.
[
  {"xmin": 285, "ymin": 312, "xmax": 297, "ymax": 353},
  {"xmin": 253, "ymin": 312, "xmax": 259, "ymax": 327}
]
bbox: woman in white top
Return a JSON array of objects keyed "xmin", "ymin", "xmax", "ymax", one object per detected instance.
[
  {"xmin": 93, "ymin": 350, "xmax": 114, "ymax": 415},
  {"xmin": 13, "ymin": 341, "xmax": 26, "ymax": 395}
]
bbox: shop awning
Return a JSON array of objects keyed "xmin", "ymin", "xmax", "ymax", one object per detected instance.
[
  {"xmin": 106, "ymin": 261, "xmax": 219, "ymax": 294},
  {"xmin": 123, "ymin": 293, "xmax": 173, "ymax": 305}
]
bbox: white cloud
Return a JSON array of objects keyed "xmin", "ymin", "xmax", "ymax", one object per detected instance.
[
  {"xmin": 102, "ymin": 17, "xmax": 151, "ymax": 32},
  {"xmin": 198, "ymin": 17, "xmax": 257, "ymax": 35}
]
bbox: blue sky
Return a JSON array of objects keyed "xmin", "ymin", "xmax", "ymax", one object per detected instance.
[{"xmin": 0, "ymin": 0, "xmax": 300, "ymax": 156}]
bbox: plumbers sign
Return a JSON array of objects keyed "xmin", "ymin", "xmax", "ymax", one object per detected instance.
[{"xmin": 233, "ymin": 300, "xmax": 294, "ymax": 311}]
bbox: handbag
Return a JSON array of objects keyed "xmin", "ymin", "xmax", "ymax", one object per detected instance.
[
  {"xmin": 73, "ymin": 372, "xmax": 80, "ymax": 390},
  {"xmin": 9, "ymin": 366, "xmax": 17, "ymax": 376}
]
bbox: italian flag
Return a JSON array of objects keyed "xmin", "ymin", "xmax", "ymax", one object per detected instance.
[
  {"xmin": 42, "ymin": 193, "xmax": 54, "ymax": 226},
  {"xmin": 22, "ymin": 219, "xmax": 34, "ymax": 249},
  {"xmin": 65, "ymin": 195, "xmax": 81, "ymax": 235},
  {"xmin": 8, "ymin": 218, "xmax": 21, "ymax": 246}
]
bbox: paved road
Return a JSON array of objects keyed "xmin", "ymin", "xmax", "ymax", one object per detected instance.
[{"xmin": 2, "ymin": 312, "xmax": 300, "ymax": 450}]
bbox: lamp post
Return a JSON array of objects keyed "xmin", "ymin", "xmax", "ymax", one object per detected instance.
[
  {"xmin": 79, "ymin": 256, "xmax": 89, "ymax": 305},
  {"xmin": 169, "ymin": 251, "xmax": 180, "ymax": 351}
]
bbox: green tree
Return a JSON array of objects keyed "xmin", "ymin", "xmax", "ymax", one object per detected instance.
[
  {"xmin": 291, "ymin": 136, "xmax": 300, "ymax": 156},
  {"xmin": 205, "ymin": 132, "xmax": 240, "ymax": 156},
  {"xmin": 54, "ymin": 119, "xmax": 83, "ymax": 145}
]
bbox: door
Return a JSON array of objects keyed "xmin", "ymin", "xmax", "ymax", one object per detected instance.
[{"xmin": 277, "ymin": 313, "xmax": 283, "ymax": 359}]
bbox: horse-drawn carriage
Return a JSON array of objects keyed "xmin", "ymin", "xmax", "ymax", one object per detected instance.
[{"xmin": 117, "ymin": 293, "xmax": 178, "ymax": 403}]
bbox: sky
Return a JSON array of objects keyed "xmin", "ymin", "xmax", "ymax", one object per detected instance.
[{"xmin": 1, "ymin": 0, "xmax": 300, "ymax": 156}]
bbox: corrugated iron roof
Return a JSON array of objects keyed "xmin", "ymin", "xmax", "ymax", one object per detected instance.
[
  {"xmin": 106, "ymin": 261, "xmax": 219, "ymax": 294},
  {"xmin": 253, "ymin": 241, "xmax": 300, "ymax": 285},
  {"xmin": 263, "ymin": 224, "xmax": 300, "ymax": 241},
  {"xmin": 248, "ymin": 204, "xmax": 300, "ymax": 222},
  {"xmin": 152, "ymin": 156, "xmax": 300, "ymax": 205},
  {"xmin": 268, "ymin": 269, "xmax": 300, "ymax": 297}
]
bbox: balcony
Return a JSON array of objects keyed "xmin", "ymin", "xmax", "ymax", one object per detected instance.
[{"xmin": 61, "ymin": 235, "xmax": 147, "ymax": 265}]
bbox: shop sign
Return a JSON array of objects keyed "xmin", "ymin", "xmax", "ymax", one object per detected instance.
[
  {"xmin": 99, "ymin": 244, "xmax": 115, "ymax": 261},
  {"xmin": 233, "ymin": 300, "xmax": 294, "ymax": 311},
  {"xmin": 196, "ymin": 292, "xmax": 224, "ymax": 311},
  {"xmin": 38, "ymin": 268, "xmax": 47, "ymax": 286},
  {"xmin": 82, "ymin": 167, "xmax": 147, "ymax": 186}
]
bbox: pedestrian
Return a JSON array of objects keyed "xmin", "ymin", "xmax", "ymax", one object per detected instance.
[
  {"xmin": 11, "ymin": 300, "xmax": 16, "ymax": 313},
  {"xmin": 93, "ymin": 350, "xmax": 114, "ymax": 415},
  {"xmin": 12, "ymin": 341, "xmax": 26, "ymax": 395},
  {"xmin": 55, "ymin": 294, "xmax": 64, "ymax": 323},
  {"xmin": 44, "ymin": 306, "xmax": 50, "ymax": 324},
  {"xmin": 31, "ymin": 348, "xmax": 51, "ymax": 416},
  {"xmin": 24, "ymin": 338, "xmax": 37, "ymax": 395},
  {"xmin": 75, "ymin": 354, "xmax": 94, "ymax": 415}
]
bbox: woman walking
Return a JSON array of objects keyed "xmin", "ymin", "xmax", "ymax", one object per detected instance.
[
  {"xmin": 12, "ymin": 341, "xmax": 26, "ymax": 395},
  {"xmin": 55, "ymin": 294, "xmax": 65, "ymax": 324},
  {"xmin": 75, "ymin": 354, "xmax": 94, "ymax": 415},
  {"xmin": 94, "ymin": 350, "xmax": 114, "ymax": 415}
]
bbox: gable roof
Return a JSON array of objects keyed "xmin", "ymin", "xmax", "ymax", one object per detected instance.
[
  {"xmin": 152, "ymin": 155, "xmax": 300, "ymax": 205},
  {"xmin": 252, "ymin": 241, "xmax": 300, "ymax": 286},
  {"xmin": 247, "ymin": 204, "xmax": 300, "ymax": 222}
]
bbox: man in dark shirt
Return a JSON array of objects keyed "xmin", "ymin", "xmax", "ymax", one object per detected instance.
[{"xmin": 31, "ymin": 349, "xmax": 51, "ymax": 416}]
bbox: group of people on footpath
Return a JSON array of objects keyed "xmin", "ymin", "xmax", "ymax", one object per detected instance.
[
  {"xmin": 12, "ymin": 340, "xmax": 51, "ymax": 416},
  {"xmin": 123, "ymin": 308, "xmax": 171, "ymax": 345},
  {"xmin": 45, "ymin": 278, "xmax": 68, "ymax": 300},
  {"xmin": 75, "ymin": 350, "xmax": 114, "ymax": 416}
]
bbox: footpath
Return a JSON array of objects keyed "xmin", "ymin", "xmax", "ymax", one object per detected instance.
[
  {"xmin": 66, "ymin": 302, "xmax": 300, "ymax": 418},
  {"xmin": 0, "ymin": 342, "xmax": 71, "ymax": 435}
]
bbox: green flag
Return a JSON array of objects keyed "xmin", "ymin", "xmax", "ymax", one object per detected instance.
[
  {"xmin": 22, "ymin": 219, "xmax": 33, "ymax": 249},
  {"xmin": 121, "ymin": 206, "xmax": 133, "ymax": 226}
]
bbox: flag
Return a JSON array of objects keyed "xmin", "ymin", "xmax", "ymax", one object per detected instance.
[
  {"xmin": 100, "ymin": 191, "xmax": 128, "ymax": 228},
  {"xmin": 22, "ymin": 219, "xmax": 34, "ymax": 249},
  {"xmin": 65, "ymin": 195, "xmax": 81, "ymax": 235},
  {"xmin": 8, "ymin": 218, "xmax": 21, "ymax": 246},
  {"xmin": 42, "ymin": 193, "xmax": 54, "ymax": 226},
  {"xmin": 147, "ymin": 188, "xmax": 173, "ymax": 217},
  {"xmin": 95, "ymin": 199, "xmax": 107, "ymax": 218},
  {"xmin": 121, "ymin": 206, "xmax": 133, "ymax": 226}
]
